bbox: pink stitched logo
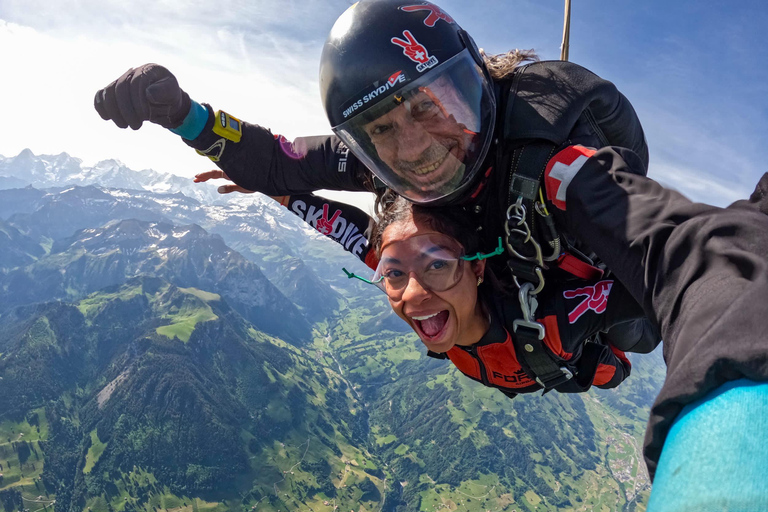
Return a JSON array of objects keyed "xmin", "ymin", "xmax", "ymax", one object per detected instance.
[
  {"xmin": 317, "ymin": 203, "xmax": 342, "ymax": 235},
  {"xmin": 400, "ymin": 4, "xmax": 454, "ymax": 27},
  {"xmin": 563, "ymin": 280, "xmax": 614, "ymax": 323}
]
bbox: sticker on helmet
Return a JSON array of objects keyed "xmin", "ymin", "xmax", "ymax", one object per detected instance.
[
  {"xmin": 341, "ymin": 71, "xmax": 408, "ymax": 119},
  {"xmin": 400, "ymin": 4, "xmax": 455, "ymax": 27},
  {"xmin": 391, "ymin": 30, "xmax": 439, "ymax": 72}
]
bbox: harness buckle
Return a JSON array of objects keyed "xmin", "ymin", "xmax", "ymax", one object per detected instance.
[
  {"xmin": 512, "ymin": 282, "xmax": 544, "ymax": 338},
  {"xmin": 535, "ymin": 367, "xmax": 573, "ymax": 389}
]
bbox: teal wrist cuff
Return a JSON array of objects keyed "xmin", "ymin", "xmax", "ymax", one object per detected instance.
[{"xmin": 170, "ymin": 100, "xmax": 208, "ymax": 140}]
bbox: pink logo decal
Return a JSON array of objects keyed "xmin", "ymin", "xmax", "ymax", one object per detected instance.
[
  {"xmin": 400, "ymin": 4, "xmax": 454, "ymax": 27},
  {"xmin": 274, "ymin": 134, "xmax": 305, "ymax": 160},
  {"xmin": 563, "ymin": 280, "xmax": 614, "ymax": 323},
  {"xmin": 317, "ymin": 204, "xmax": 342, "ymax": 236},
  {"xmin": 391, "ymin": 30, "xmax": 439, "ymax": 71},
  {"xmin": 391, "ymin": 30, "xmax": 430, "ymax": 63}
]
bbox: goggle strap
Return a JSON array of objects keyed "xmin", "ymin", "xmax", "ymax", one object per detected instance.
[
  {"xmin": 342, "ymin": 267, "xmax": 382, "ymax": 286},
  {"xmin": 462, "ymin": 237, "xmax": 504, "ymax": 261}
]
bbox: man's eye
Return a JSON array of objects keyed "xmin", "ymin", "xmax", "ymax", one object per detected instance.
[
  {"xmin": 370, "ymin": 124, "xmax": 392, "ymax": 137},
  {"xmin": 412, "ymin": 100, "xmax": 437, "ymax": 117}
]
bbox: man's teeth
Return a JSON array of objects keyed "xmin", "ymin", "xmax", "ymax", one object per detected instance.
[
  {"xmin": 412, "ymin": 312, "xmax": 440, "ymax": 321},
  {"xmin": 414, "ymin": 160, "xmax": 441, "ymax": 175},
  {"xmin": 414, "ymin": 152, "xmax": 448, "ymax": 175}
]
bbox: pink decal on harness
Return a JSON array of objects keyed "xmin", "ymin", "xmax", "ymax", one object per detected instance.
[{"xmin": 563, "ymin": 280, "xmax": 614, "ymax": 323}]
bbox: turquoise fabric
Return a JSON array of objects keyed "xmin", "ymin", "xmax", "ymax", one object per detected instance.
[
  {"xmin": 169, "ymin": 100, "xmax": 208, "ymax": 140},
  {"xmin": 648, "ymin": 379, "xmax": 768, "ymax": 511}
]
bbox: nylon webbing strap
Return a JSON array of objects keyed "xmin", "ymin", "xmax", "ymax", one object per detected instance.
[
  {"xmin": 508, "ymin": 142, "xmax": 558, "ymax": 226},
  {"xmin": 513, "ymin": 326, "xmax": 573, "ymax": 389},
  {"xmin": 507, "ymin": 258, "xmax": 541, "ymax": 283},
  {"xmin": 504, "ymin": 142, "xmax": 560, "ymax": 281},
  {"xmin": 503, "ymin": 294, "xmax": 573, "ymax": 390}
]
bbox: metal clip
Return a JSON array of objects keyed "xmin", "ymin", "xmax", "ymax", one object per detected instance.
[
  {"xmin": 512, "ymin": 282, "xmax": 545, "ymax": 339},
  {"xmin": 534, "ymin": 201, "xmax": 562, "ymax": 262}
]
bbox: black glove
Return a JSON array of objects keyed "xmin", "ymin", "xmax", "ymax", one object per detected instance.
[{"xmin": 94, "ymin": 63, "xmax": 191, "ymax": 130}]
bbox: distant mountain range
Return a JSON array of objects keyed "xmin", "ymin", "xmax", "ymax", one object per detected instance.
[
  {"xmin": 0, "ymin": 149, "xmax": 221, "ymax": 205},
  {"xmin": 0, "ymin": 149, "xmax": 665, "ymax": 512}
]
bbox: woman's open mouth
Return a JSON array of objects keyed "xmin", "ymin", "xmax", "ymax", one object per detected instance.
[{"xmin": 412, "ymin": 310, "xmax": 450, "ymax": 341}]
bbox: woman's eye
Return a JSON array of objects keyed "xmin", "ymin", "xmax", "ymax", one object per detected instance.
[
  {"xmin": 384, "ymin": 269, "xmax": 404, "ymax": 279},
  {"xmin": 428, "ymin": 259, "xmax": 449, "ymax": 271}
]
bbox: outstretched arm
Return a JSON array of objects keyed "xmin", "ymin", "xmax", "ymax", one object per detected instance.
[
  {"xmin": 544, "ymin": 144, "xmax": 768, "ymax": 480},
  {"xmin": 193, "ymin": 169, "xmax": 378, "ymax": 270},
  {"xmin": 95, "ymin": 63, "xmax": 372, "ymax": 196}
]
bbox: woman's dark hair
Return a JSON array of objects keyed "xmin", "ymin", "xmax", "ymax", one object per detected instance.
[{"xmin": 371, "ymin": 196, "xmax": 481, "ymax": 257}]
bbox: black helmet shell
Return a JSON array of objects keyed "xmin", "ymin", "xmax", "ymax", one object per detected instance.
[{"xmin": 321, "ymin": 0, "xmax": 474, "ymax": 128}]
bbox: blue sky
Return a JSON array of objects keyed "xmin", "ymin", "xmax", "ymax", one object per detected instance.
[{"xmin": 1, "ymin": 0, "xmax": 767, "ymax": 208}]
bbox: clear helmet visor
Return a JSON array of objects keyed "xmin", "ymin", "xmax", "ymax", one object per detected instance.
[{"xmin": 333, "ymin": 50, "xmax": 496, "ymax": 204}]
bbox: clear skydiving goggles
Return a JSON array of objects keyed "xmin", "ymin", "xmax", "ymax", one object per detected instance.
[{"xmin": 343, "ymin": 234, "xmax": 503, "ymax": 299}]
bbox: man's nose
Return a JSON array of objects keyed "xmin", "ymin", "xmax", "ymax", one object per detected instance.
[{"xmin": 396, "ymin": 117, "xmax": 432, "ymax": 162}]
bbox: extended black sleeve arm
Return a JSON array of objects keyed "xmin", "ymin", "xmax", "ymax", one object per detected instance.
[
  {"xmin": 183, "ymin": 105, "xmax": 372, "ymax": 195},
  {"xmin": 563, "ymin": 145, "xmax": 768, "ymax": 477}
]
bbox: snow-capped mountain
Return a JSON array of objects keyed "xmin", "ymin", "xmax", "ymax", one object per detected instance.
[{"xmin": 0, "ymin": 148, "xmax": 222, "ymax": 204}]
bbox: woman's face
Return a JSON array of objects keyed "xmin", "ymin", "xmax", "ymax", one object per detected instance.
[{"xmin": 379, "ymin": 215, "xmax": 488, "ymax": 353}]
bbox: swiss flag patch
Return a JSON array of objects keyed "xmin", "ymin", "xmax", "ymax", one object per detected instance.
[{"xmin": 544, "ymin": 145, "xmax": 596, "ymax": 210}]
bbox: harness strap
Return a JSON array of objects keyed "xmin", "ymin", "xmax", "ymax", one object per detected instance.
[
  {"xmin": 512, "ymin": 324, "xmax": 573, "ymax": 389},
  {"xmin": 506, "ymin": 143, "xmax": 559, "ymax": 247},
  {"xmin": 501, "ymin": 289, "xmax": 573, "ymax": 390},
  {"xmin": 556, "ymin": 253, "xmax": 604, "ymax": 280}
]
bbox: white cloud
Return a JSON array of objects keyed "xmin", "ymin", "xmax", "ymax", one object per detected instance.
[{"xmin": 0, "ymin": 4, "xmax": 332, "ymax": 177}]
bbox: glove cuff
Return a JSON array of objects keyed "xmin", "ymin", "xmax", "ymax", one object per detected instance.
[{"xmin": 170, "ymin": 99, "xmax": 208, "ymax": 140}]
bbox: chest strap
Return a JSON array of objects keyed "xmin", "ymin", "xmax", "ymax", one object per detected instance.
[{"xmin": 504, "ymin": 283, "xmax": 573, "ymax": 390}]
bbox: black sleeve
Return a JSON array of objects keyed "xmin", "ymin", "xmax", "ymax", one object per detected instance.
[
  {"xmin": 601, "ymin": 317, "xmax": 661, "ymax": 354},
  {"xmin": 563, "ymin": 146, "xmax": 768, "ymax": 478},
  {"xmin": 281, "ymin": 193, "xmax": 376, "ymax": 267},
  {"xmin": 183, "ymin": 104, "xmax": 372, "ymax": 195}
]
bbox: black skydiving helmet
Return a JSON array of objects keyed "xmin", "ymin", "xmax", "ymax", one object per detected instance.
[{"xmin": 320, "ymin": 0, "xmax": 496, "ymax": 205}]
